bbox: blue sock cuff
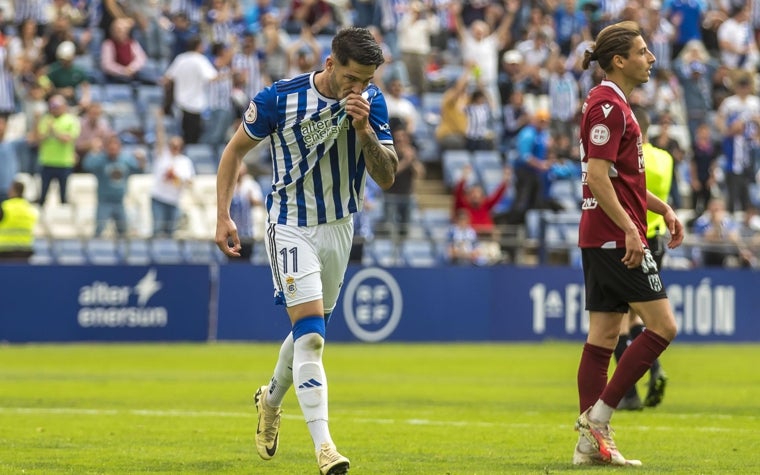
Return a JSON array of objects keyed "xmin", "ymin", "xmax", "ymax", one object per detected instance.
[{"xmin": 292, "ymin": 316, "xmax": 325, "ymax": 341}]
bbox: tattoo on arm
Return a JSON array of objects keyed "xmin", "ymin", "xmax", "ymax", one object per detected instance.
[{"xmin": 361, "ymin": 129, "xmax": 398, "ymax": 189}]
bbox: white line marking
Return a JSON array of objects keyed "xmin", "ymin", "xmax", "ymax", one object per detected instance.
[{"xmin": 0, "ymin": 407, "xmax": 757, "ymax": 433}]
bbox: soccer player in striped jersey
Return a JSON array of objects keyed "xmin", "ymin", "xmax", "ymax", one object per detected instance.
[{"xmin": 215, "ymin": 27, "xmax": 398, "ymax": 475}]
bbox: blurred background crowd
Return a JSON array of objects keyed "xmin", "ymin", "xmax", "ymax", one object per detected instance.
[{"xmin": 0, "ymin": 0, "xmax": 759, "ymax": 268}]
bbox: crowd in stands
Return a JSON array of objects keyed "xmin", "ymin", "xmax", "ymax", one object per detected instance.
[{"xmin": 1, "ymin": 0, "xmax": 760, "ymax": 268}]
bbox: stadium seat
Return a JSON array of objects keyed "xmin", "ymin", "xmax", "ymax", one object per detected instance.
[
  {"xmin": 14, "ymin": 172, "xmax": 40, "ymax": 202},
  {"xmin": 40, "ymin": 204, "xmax": 81, "ymax": 239},
  {"xmin": 29, "ymin": 237, "xmax": 54, "ymax": 265},
  {"xmin": 182, "ymin": 144, "xmax": 217, "ymax": 174},
  {"xmin": 421, "ymin": 92, "xmax": 444, "ymax": 115},
  {"xmin": 150, "ymin": 237, "xmax": 185, "ymax": 264},
  {"xmin": 442, "ymin": 149, "xmax": 473, "ymax": 188},
  {"xmin": 103, "ymin": 83, "xmax": 134, "ymax": 102},
  {"xmin": 52, "ymin": 238, "xmax": 88, "ymax": 265},
  {"xmin": 66, "ymin": 173, "xmax": 98, "ymax": 205},
  {"xmin": 125, "ymin": 174, "xmax": 154, "ymax": 237},
  {"xmin": 86, "ymin": 237, "xmax": 124, "ymax": 265},
  {"xmin": 472, "ymin": 150, "xmax": 502, "ymax": 169},
  {"xmin": 124, "ymin": 238, "xmax": 152, "ymax": 265},
  {"xmin": 368, "ymin": 238, "xmax": 399, "ymax": 267},
  {"xmin": 477, "ymin": 163, "xmax": 507, "ymax": 194},
  {"xmin": 548, "ymin": 179, "xmax": 581, "ymax": 210},
  {"xmin": 190, "ymin": 174, "xmax": 216, "ymax": 206},
  {"xmin": 401, "ymin": 239, "xmax": 438, "ymax": 267},
  {"xmin": 183, "ymin": 239, "xmax": 218, "ymax": 264}
]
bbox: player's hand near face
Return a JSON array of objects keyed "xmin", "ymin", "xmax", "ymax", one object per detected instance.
[{"xmin": 346, "ymin": 92, "xmax": 371, "ymax": 130}]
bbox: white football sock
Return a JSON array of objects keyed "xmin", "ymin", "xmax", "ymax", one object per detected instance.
[
  {"xmin": 589, "ymin": 399, "xmax": 614, "ymax": 424},
  {"xmin": 266, "ymin": 333, "xmax": 294, "ymax": 407},
  {"xmin": 293, "ymin": 332, "xmax": 333, "ymax": 449}
]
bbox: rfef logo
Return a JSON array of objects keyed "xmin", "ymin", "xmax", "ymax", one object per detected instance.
[{"xmin": 342, "ymin": 268, "xmax": 402, "ymax": 342}]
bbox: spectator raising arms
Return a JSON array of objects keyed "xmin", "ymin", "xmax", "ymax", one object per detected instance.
[
  {"xmin": 81, "ymin": 134, "xmax": 147, "ymax": 237},
  {"xmin": 453, "ymin": 163, "xmax": 509, "ymax": 238},
  {"xmin": 149, "ymin": 108, "xmax": 195, "ymax": 237}
]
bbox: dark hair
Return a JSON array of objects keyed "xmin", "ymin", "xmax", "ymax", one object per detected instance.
[
  {"xmin": 582, "ymin": 21, "xmax": 642, "ymax": 71},
  {"xmin": 470, "ymin": 89, "xmax": 486, "ymax": 102},
  {"xmin": 331, "ymin": 27, "xmax": 385, "ymax": 68},
  {"xmin": 186, "ymin": 35, "xmax": 203, "ymax": 53},
  {"xmin": 11, "ymin": 180, "xmax": 24, "ymax": 198},
  {"xmin": 631, "ymin": 105, "xmax": 650, "ymax": 137},
  {"xmin": 210, "ymin": 42, "xmax": 226, "ymax": 56}
]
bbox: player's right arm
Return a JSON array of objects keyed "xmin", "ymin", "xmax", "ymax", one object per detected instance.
[
  {"xmin": 585, "ymin": 157, "xmax": 643, "ymax": 269},
  {"xmin": 216, "ymin": 124, "xmax": 261, "ymax": 256},
  {"xmin": 582, "ymin": 95, "xmax": 644, "ymax": 268}
]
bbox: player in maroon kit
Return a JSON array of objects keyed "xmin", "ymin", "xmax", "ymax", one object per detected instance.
[{"xmin": 572, "ymin": 21, "xmax": 684, "ymax": 467}]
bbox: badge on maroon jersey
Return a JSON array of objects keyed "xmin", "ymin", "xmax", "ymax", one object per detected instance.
[{"xmin": 590, "ymin": 124, "xmax": 610, "ymax": 145}]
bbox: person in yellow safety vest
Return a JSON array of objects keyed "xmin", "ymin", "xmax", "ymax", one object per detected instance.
[
  {"xmin": 0, "ymin": 180, "xmax": 39, "ymax": 261},
  {"xmin": 614, "ymin": 105, "xmax": 673, "ymax": 411}
]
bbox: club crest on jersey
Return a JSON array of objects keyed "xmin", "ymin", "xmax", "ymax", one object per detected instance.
[
  {"xmin": 590, "ymin": 124, "xmax": 610, "ymax": 145},
  {"xmin": 244, "ymin": 101, "xmax": 257, "ymax": 124},
  {"xmin": 285, "ymin": 275, "xmax": 297, "ymax": 297}
]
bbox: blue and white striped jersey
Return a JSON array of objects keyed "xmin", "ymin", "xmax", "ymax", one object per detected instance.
[{"xmin": 243, "ymin": 72, "xmax": 393, "ymax": 227}]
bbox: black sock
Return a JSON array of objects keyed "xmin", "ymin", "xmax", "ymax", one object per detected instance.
[
  {"xmin": 630, "ymin": 323, "xmax": 645, "ymax": 340},
  {"xmin": 614, "ymin": 334, "xmax": 629, "ymax": 363}
]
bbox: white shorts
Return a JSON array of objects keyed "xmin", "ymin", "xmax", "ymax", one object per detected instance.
[{"xmin": 264, "ymin": 216, "xmax": 353, "ymax": 312}]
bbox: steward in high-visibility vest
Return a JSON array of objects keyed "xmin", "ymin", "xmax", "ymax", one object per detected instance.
[{"xmin": 0, "ymin": 181, "xmax": 39, "ymax": 260}]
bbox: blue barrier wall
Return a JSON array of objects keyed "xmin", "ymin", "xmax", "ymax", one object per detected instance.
[
  {"xmin": 217, "ymin": 265, "xmax": 759, "ymax": 343},
  {"xmin": 2, "ymin": 264, "xmax": 758, "ymax": 342},
  {"xmin": 1, "ymin": 265, "xmax": 210, "ymax": 342}
]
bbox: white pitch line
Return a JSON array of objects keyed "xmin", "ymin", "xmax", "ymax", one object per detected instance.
[{"xmin": 0, "ymin": 407, "xmax": 756, "ymax": 433}]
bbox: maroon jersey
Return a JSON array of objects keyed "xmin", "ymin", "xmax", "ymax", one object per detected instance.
[{"xmin": 578, "ymin": 80, "xmax": 647, "ymax": 248}]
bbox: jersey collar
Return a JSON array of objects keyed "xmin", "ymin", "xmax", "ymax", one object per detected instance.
[{"xmin": 600, "ymin": 79, "xmax": 628, "ymax": 103}]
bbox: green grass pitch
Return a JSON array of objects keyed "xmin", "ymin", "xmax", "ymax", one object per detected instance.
[{"xmin": 1, "ymin": 342, "xmax": 758, "ymax": 474}]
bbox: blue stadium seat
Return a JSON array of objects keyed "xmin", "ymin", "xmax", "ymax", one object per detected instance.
[
  {"xmin": 124, "ymin": 238, "xmax": 152, "ymax": 265},
  {"xmin": 86, "ymin": 238, "xmax": 124, "ymax": 265},
  {"xmin": 29, "ymin": 238, "xmax": 54, "ymax": 265},
  {"xmin": 183, "ymin": 239, "xmax": 221, "ymax": 264},
  {"xmin": 548, "ymin": 179, "xmax": 581, "ymax": 210},
  {"xmin": 472, "ymin": 150, "xmax": 502, "ymax": 169},
  {"xmin": 401, "ymin": 239, "xmax": 438, "ymax": 267},
  {"xmin": 477, "ymin": 163, "xmax": 507, "ymax": 194},
  {"xmin": 150, "ymin": 238, "xmax": 185, "ymax": 264},
  {"xmin": 52, "ymin": 239, "xmax": 88, "ymax": 265},
  {"xmin": 103, "ymin": 83, "xmax": 134, "ymax": 102},
  {"xmin": 368, "ymin": 238, "xmax": 399, "ymax": 267},
  {"xmin": 183, "ymin": 144, "xmax": 217, "ymax": 174},
  {"xmin": 422, "ymin": 92, "xmax": 444, "ymax": 115},
  {"xmin": 442, "ymin": 149, "xmax": 473, "ymax": 188}
]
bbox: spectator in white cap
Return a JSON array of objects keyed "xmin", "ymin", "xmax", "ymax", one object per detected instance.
[
  {"xmin": 47, "ymin": 40, "xmax": 91, "ymax": 107},
  {"xmin": 498, "ymin": 49, "xmax": 527, "ymax": 107}
]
